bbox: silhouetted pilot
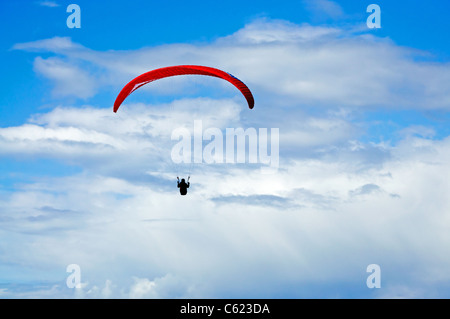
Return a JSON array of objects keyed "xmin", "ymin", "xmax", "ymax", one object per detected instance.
[{"xmin": 177, "ymin": 177, "xmax": 190, "ymax": 196}]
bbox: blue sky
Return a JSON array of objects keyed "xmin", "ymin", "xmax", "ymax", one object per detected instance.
[{"xmin": 1, "ymin": 0, "xmax": 450, "ymax": 298}]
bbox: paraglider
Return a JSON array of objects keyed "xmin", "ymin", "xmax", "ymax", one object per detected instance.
[
  {"xmin": 113, "ymin": 65, "xmax": 255, "ymax": 195},
  {"xmin": 113, "ymin": 65, "xmax": 254, "ymax": 112},
  {"xmin": 177, "ymin": 176, "xmax": 190, "ymax": 196}
]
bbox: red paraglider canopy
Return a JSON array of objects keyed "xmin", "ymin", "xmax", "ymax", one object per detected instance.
[{"xmin": 113, "ymin": 65, "xmax": 254, "ymax": 112}]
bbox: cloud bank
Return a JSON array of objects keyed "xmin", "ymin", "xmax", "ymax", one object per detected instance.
[
  {"xmin": 13, "ymin": 19, "xmax": 450, "ymax": 111},
  {"xmin": 2, "ymin": 18, "xmax": 450, "ymax": 298}
]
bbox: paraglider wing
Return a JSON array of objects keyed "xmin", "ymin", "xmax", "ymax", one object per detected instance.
[{"xmin": 113, "ymin": 65, "xmax": 254, "ymax": 112}]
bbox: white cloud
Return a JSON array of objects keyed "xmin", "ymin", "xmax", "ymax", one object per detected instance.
[
  {"xmin": 13, "ymin": 37, "xmax": 83, "ymax": 52},
  {"xmin": 0, "ymin": 100, "xmax": 243, "ymax": 168},
  {"xmin": 304, "ymin": 0, "xmax": 345, "ymax": 20},
  {"xmin": 33, "ymin": 57, "xmax": 98, "ymax": 98},
  {"xmin": 37, "ymin": 1, "xmax": 60, "ymax": 8},
  {"xmin": 128, "ymin": 277, "xmax": 157, "ymax": 298},
  {"xmin": 4, "ymin": 18, "xmax": 450, "ymax": 298},
  {"xmin": 12, "ymin": 19, "xmax": 450, "ymax": 110},
  {"xmin": 1, "ymin": 140, "xmax": 450, "ymax": 298},
  {"xmin": 219, "ymin": 18, "xmax": 342, "ymax": 44},
  {"xmin": 2, "ymin": 103, "xmax": 450, "ymax": 298}
]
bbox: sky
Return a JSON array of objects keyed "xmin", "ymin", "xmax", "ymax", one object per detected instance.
[{"xmin": 1, "ymin": 0, "xmax": 450, "ymax": 299}]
